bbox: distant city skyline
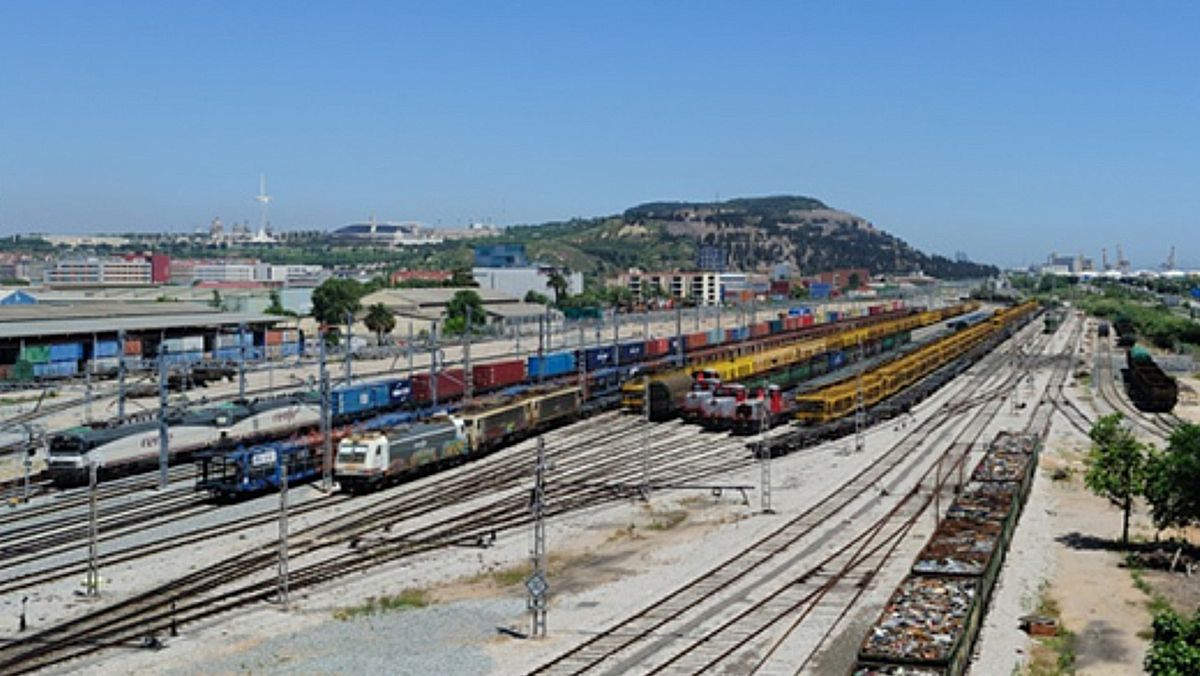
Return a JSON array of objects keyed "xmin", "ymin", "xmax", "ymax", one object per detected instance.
[{"xmin": 2, "ymin": 2, "xmax": 1198, "ymax": 270}]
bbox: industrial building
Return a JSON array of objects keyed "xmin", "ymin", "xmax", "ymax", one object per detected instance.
[
  {"xmin": 0, "ymin": 302, "xmax": 287, "ymax": 382},
  {"xmin": 332, "ymin": 219, "xmax": 444, "ymax": 247},
  {"xmin": 42, "ymin": 255, "xmax": 170, "ymax": 287},
  {"xmin": 360, "ymin": 287, "xmax": 558, "ymax": 337},
  {"xmin": 471, "ymin": 243, "xmax": 582, "ymax": 302}
]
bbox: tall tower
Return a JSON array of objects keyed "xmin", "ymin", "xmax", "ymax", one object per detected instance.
[
  {"xmin": 1101, "ymin": 247, "xmax": 1109, "ymax": 271},
  {"xmin": 255, "ymin": 174, "xmax": 272, "ymax": 238}
]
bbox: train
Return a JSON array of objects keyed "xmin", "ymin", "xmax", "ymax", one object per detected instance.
[
  {"xmin": 793, "ymin": 302, "xmax": 1038, "ymax": 426},
  {"xmin": 1124, "ymin": 345, "xmax": 1178, "ymax": 413},
  {"xmin": 48, "ymin": 301, "xmax": 914, "ymax": 486},
  {"xmin": 198, "ymin": 386, "xmax": 589, "ymax": 498},
  {"xmin": 626, "ymin": 302, "xmax": 980, "ymax": 423}
]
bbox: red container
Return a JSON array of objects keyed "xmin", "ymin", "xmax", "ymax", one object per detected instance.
[
  {"xmin": 472, "ymin": 359, "xmax": 526, "ymax": 391},
  {"xmin": 868, "ymin": 305, "xmax": 883, "ymax": 316},
  {"xmin": 684, "ymin": 332, "xmax": 708, "ymax": 351},
  {"xmin": 411, "ymin": 368, "xmax": 467, "ymax": 403},
  {"xmin": 800, "ymin": 315, "xmax": 814, "ymax": 327},
  {"xmin": 750, "ymin": 322, "xmax": 770, "ymax": 338},
  {"xmin": 124, "ymin": 339, "xmax": 143, "ymax": 355},
  {"xmin": 645, "ymin": 338, "xmax": 669, "ymax": 356},
  {"xmin": 0, "ymin": 364, "xmax": 9, "ymax": 380},
  {"xmin": 265, "ymin": 330, "xmax": 284, "ymax": 346}
]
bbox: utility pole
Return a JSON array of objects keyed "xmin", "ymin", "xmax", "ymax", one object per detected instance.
[
  {"xmin": 674, "ymin": 304, "xmax": 683, "ymax": 367},
  {"xmin": 694, "ymin": 303, "xmax": 700, "ymax": 332},
  {"xmin": 86, "ymin": 457, "xmax": 100, "ymax": 597},
  {"xmin": 407, "ymin": 323, "xmax": 414, "ymax": 380},
  {"xmin": 238, "ymin": 322, "xmax": 247, "ymax": 399},
  {"xmin": 84, "ymin": 362, "xmax": 93, "ymax": 424},
  {"xmin": 854, "ymin": 339, "xmax": 866, "ymax": 454},
  {"xmin": 277, "ymin": 457, "xmax": 290, "ymax": 607},
  {"xmin": 642, "ymin": 311, "xmax": 649, "ymax": 343},
  {"xmin": 612, "ymin": 309, "xmax": 620, "ymax": 369},
  {"xmin": 343, "ymin": 310, "xmax": 353, "ymax": 387},
  {"xmin": 430, "ymin": 321, "xmax": 440, "ymax": 407},
  {"xmin": 641, "ymin": 374, "xmax": 651, "ymax": 498},
  {"xmin": 464, "ymin": 305, "xmax": 473, "ymax": 401},
  {"xmin": 117, "ymin": 329, "xmax": 126, "ymax": 423},
  {"xmin": 527, "ymin": 436, "xmax": 548, "ymax": 639},
  {"xmin": 758, "ymin": 403, "xmax": 773, "ymax": 514},
  {"xmin": 319, "ymin": 331, "xmax": 332, "ymax": 491},
  {"xmin": 536, "ymin": 316, "xmax": 545, "ymax": 383},
  {"xmin": 157, "ymin": 349, "xmax": 169, "ymax": 490}
]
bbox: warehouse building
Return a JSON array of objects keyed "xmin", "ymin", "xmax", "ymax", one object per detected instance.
[{"xmin": 360, "ymin": 287, "xmax": 558, "ymax": 338}]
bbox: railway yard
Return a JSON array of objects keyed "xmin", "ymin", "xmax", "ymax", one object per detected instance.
[{"xmin": 1, "ymin": 299, "xmax": 1193, "ymax": 675}]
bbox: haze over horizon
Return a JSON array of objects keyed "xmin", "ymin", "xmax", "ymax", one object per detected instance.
[{"xmin": 1, "ymin": 2, "xmax": 1198, "ymax": 270}]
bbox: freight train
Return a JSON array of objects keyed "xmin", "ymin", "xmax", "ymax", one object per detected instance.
[
  {"xmin": 47, "ymin": 302, "xmax": 912, "ymax": 486},
  {"xmin": 626, "ymin": 302, "xmax": 979, "ymax": 423},
  {"xmin": 854, "ymin": 432, "xmax": 1040, "ymax": 676},
  {"xmin": 1124, "ymin": 345, "xmax": 1178, "ymax": 412},
  {"xmin": 200, "ymin": 386, "xmax": 588, "ymax": 497}
]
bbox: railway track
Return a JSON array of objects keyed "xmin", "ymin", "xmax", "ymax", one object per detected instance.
[
  {"xmin": 0, "ymin": 407, "xmax": 767, "ymax": 673},
  {"xmin": 530, "ymin": 318, "xmax": 1046, "ymax": 675},
  {"xmin": 1094, "ymin": 337, "xmax": 1176, "ymax": 439}
]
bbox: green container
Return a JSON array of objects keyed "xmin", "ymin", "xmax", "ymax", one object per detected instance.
[
  {"xmin": 19, "ymin": 345, "xmax": 50, "ymax": 364},
  {"xmin": 9, "ymin": 359, "xmax": 34, "ymax": 382}
]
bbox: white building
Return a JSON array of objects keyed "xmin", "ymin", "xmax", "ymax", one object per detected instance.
[
  {"xmin": 473, "ymin": 266, "xmax": 583, "ymax": 302},
  {"xmin": 333, "ymin": 219, "xmax": 444, "ymax": 247},
  {"xmin": 616, "ymin": 270, "xmax": 721, "ymax": 306},
  {"xmin": 43, "ymin": 257, "xmax": 152, "ymax": 286}
]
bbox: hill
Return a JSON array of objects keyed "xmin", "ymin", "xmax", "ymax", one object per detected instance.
[{"xmin": 506, "ymin": 195, "xmax": 996, "ymax": 280}]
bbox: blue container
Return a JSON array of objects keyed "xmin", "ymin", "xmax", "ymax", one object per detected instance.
[
  {"xmin": 667, "ymin": 336, "xmax": 682, "ymax": 354},
  {"xmin": 707, "ymin": 328, "xmax": 724, "ymax": 345},
  {"xmin": 280, "ymin": 342, "xmax": 301, "ymax": 357},
  {"xmin": 583, "ymin": 346, "xmax": 616, "ymax": 371},
  {"xmin": 809, "ymin": 283, "xmax": 832, "ymax": 299},
  {"xmin": 386, "ymin": 378, "xmax": 412, "ymax": 406},
  {"xmin": 768, "ymin": 319, "xmax": 784, "ymax": 334},
  {"xmin": 528, "ymin": 351, "xmax": 576, "ymax": 379},
  {"xmin": 334, "ymin": 382, "xmax": 391, "ymax": 417},
  {"xmin": 788, "ymin": 306, "xmax": 812, "ymax": 316},
  {"xmin": 617, "ymin": 341, "xmax": 646, "ymax": 364},
  {"xmin": 35, "ymin": 361, "xmax": 78, "ymax": 377},
  {"xmin": 94, "ymin": 340, "xmax": 120, "ymax": 358},
  {"xmin": 49, "ymin": 342, "xmax": 83, "ymax": 362},
  {"xmin": 828, "ymin": 351, "xmax": 846, "ymax": 369}
]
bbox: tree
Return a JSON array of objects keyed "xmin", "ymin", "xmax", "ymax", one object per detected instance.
[
  {"xmin": 1145, "ymin": 423, "xmax": 1200, "ymax": 533},
  {"xmin": 1145, "ymin": 608, "xmax": 1200, "ymax": 675},
  {"xmin": 444, "ymin": 290, "xmax": 485, "ymax": 335},
  {"xmin": 265, "ymin": 290, "xmax": 287, "ymax": 316},
  {"xmin": 209, "ymin": 289, "xmax": 223, "ymax": 310},
  {"xmin": 448, "ymin": 267, "xmax": 478, "ymax": 287},
  {"xmin": 311, "ymin": 278, "xmax": 364, "ymax": 325},
  {"xmin": 546, "ymin": 269, "xmax": 570, "ymax": 304},
  {"xmin": 1084, "ymin": 414, "xmax": 1149, "ymax": 546},
  {"xmin": 524, "ymin": 290, "xmax": 550, "ymax": 305},
  {"xmin": 363, "ymin": 303, "xmax": 396, "ymax": 344},
  {"xmin": 847, "ymin": 272, "xmax": 862, "ymax": 290},
  {"xmin": 790, "ymin": 285, "xmax": 811, "ymax": 300}
]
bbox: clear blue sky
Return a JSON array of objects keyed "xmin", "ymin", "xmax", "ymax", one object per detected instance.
[{"xmin": 2, "ymin": 2, "xmax": 1198, "ymax": 269}]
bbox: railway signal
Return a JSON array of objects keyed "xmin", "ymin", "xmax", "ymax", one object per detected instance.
[
  {"xmin": 758, "ymin": 404, "xmax": 774, "ymax": 514},
  {"xmin": 157, "ymin": 349, "xmax": 169, "ymax": 490},
  {"xmin": 117, "ymin": 328, "xmax": 127, "ymax": 423},
  {"xmin": 343, "ymin": 310, "xmax": 354, "ymax": 387},
  {"xmin": 277, "ymin": 458, "xmax": 290, "ymax": 607},
  {"xmin": 319, "ymin": 330, "xmax": 332, "ymax": 491}
]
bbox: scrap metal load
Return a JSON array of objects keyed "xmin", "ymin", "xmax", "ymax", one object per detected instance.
[
  {"xmin": 1124, "ymin": 345, "xmax": 1178, "ymax": 413},
  {"xmin": 854, "ymin": 432, "xmax": 1040, "ymax": 676},
  {"xmin": 625, "ymin": 302, "xmax": 980, "ymax": 422}
]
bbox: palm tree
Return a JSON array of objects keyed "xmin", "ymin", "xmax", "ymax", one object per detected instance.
[
  {"xmin": 363, "ymin": 303, "xmax": 396, "ymax": 345},
  {"xmin": 546, "ymin": 269, "xmax": 570, "ymax": 305}
]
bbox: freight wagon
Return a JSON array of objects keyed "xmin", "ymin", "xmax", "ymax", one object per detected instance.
[
  {"xmin": 196, "ymin": 440, "xmax": 324, "ymax": 499},
  {"xmin": 1125, "ymin": 345, "xmax": 1178, "ymax": 412}
]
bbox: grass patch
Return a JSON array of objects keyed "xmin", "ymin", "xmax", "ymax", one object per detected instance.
[
  {"xmin": 332, "ymin": 588, "xmax": 429, "ymax": 621},
  {"xmin": 1027, "ymin": 589, "xmax": 1076, "ymax": 675},
  {"xmin": 646, "ymin": 510, "xmax": 687, "ymax": 531},
  {"xmin": 1128, "ymin": 562, "xmax": 1173, "ymax": 616}
]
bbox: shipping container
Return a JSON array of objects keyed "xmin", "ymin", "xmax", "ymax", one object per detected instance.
[
  {"xmin": 618, "ymin": 340, "xmax": 647, "ymax": 363},
  {"xmin": 181, "ymin": 336, "xmax": 205, "ymax": 352},
  {"xmin": 280, "ymin": 342, "xmax": 302, "ymax": 357},
  {"xmin": 90, "ymin": 357, "xmax": 121, "ymax": 373},
  {"xmin": 0, "ymin": 364, "xmax": 9, "ymax": 380},
  {"xmin": 124, "ymin": 339, "xmax": 143, "ymax": 355},
  {"xmin": 9, "ymin": 360, "xmax": 33, "ymax": 382},
  {"xmin": 34, "ymin": 361, "xmax": 78, "ymax": 378},
  {"xmin": 411, "ymin": 369, "xmax": 466, "ymax": 403},
  {"xmin": 49, "ymin": 342, "xmax": 83, "ymax": 362},
  {"xmin": 767, "ymin": 319, "xmax": 784, "ymax": 334},
  {"xmin": 19, "ymin": 345, "xmax": 50, "ymax": 364},
  {"xmin": 335, "ymin": 381, "xmax": 392, "ymax": 417},
  {"xmin": 683, "ymin": 332, "xmax": 708, "ymax": 351},
  {"xmin": 706, "ymin": 328, "xmax": 724, "ymax": 345},
  {"xmin": 828, "ymin": 350, "xmax": 846, "ymax": 369},
  {"xmin": 583, "ymin": 346, "xmax": 617, "ymax": 371},
  {"xmin": 645, "ymin": 338, "xmax": 670, "ymax": 357},
  {"xmin": 93, "ymin": 340, "xmax": 120, "ymax": 358},
  {"xmin": 473, "ymin": 359, "xmax": 526, "ymax": 391},
  {"xmin": 527, "ymin": 352, "xmax": 576, "ymax": 379},
  {"xmin": 800, "ymin": 315, "xmax": 814, "ymax": 327},
  {"xmin": 387, "ymin": 378, "xmax": 412, "ymax": 406},
  {"xmin": 265, "ymin": 330, "xmax": 284, "ymax": 346},
  {"xmin": 282, "ymin": 329, "xmax": 301, "ymax": 342}
]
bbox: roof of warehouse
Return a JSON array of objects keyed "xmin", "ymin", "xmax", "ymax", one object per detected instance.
[
  {"xmin": 362, "ymin": 287, "xmax": 519, "ymax": 309},
  {"xmin": 0, "ymin": 304, "xmax": 281, "ymax": 340},
  {"xmin": 483, "ymin": 302, "xmax": 561, "ymax": 319}
]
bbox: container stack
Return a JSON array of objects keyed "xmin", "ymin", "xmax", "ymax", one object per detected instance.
[
  {"xmin": 854, "ymin": 432, "xmax": 1040, "ymax": 676},
  {"xmin": 280, "ymin": 329, "xmax": 302, "ymax": 357},
  {"xmin": 92, "ymin": 338, "xmax": 122, "ymax": 374},
  {"xmin": 161, "ymin": 336, "xmax": 204, "ymax": 365},
  {"xmin": 214, "ymin": 330, "xmax": 256, "ymax": 362}
]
